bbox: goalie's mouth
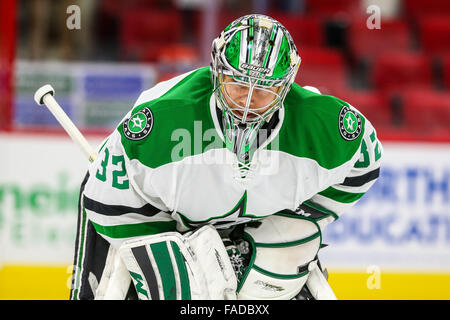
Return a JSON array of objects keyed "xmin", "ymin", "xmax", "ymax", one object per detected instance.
[{"xmin": 232, "ymin": 109, "xmax": 257, "ymax": 120}]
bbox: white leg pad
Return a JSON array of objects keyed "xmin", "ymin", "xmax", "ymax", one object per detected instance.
[
  {"xmin": 95, "ymin": 246, "xmax": 131, "ymax": 300},
  {"xmin": 117, "ymin": 225, "xmax": 237, "ymax": 300}
]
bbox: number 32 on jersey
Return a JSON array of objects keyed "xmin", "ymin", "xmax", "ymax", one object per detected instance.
[{"xmin": 95, "ymin": 147, "xmax": 130, "ymax": 190}]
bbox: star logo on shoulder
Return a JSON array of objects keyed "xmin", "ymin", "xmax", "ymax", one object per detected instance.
[
  {"xmin": 344, "ymin": 112, "xmax": 356, "ymax": 132},
  {"xmin": 123, "ymin": 107, "xmax": 154, "ymax": 141},
  {"xmin": 130, "ymin": 114, "xmax": 145, "ymax": 130},
  {"xmin": 339, "ymin": 105, "xmax": 362, "ymax": 141}
]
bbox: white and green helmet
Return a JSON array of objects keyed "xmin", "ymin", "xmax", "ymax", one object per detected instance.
[{"xmin": 211, "ymin": 14, "xmax": 301, "ymax": 164}]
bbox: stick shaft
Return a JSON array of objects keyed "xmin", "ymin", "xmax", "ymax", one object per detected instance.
[{"xmin": 42, "ymin": 94, "xmax": 97, "ymax": 162}]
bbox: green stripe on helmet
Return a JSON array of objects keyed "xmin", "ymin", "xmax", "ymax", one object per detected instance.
[
  {"xmin": 263, "ymin": 24, "xmax": 277, "ymax": 70},
  {"xmin": 272, "ymin": 35, "xmax": 292, "ymax": 79},
  {"xmin": 225, "ymin": 31, "xmax": 241, "ymax": 71},
  {"xmin": 247, "ymin": 18, "xmax": 254, "ymax": 75}
]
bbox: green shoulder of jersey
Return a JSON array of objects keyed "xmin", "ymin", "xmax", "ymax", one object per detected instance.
[
  {"xmin": 118, "ymin": 67, "xmax": 365, "ymax": 170},
  {"xmin": 267, "ymin": 83, "xmax": 366, "ymax": 170},
  {"xmin": 117, "ymin": 67, "xmax": 224, "ymax": 168}
]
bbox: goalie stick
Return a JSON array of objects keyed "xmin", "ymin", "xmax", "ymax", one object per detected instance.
[{"xmin": 34, "ymin": 84, "xmax": 98, "ymax": 163}]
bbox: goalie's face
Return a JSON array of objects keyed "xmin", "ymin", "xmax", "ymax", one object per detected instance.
[
  {"xmin": 221, "ymin": 75, "xmax": 281, "ymax": 121},
  {"xmin": 211, "ymin": 14, "xmax": 300, "ymax": 164}
]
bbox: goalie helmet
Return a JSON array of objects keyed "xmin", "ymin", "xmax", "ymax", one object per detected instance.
[{"xmin": 211, "ymin": 14, "xmax": 301, "ymax": 165}]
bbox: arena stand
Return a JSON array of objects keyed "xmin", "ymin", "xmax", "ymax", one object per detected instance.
[{"xmin": 6, "ymin": 0, "xmax": 449, "ymax": 142}]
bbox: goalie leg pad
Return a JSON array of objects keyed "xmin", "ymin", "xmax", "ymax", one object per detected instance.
[
  {"xmin": 118, "ymin": 225, "xmax": 237, "ymax": 300},
  {"xmin": 95, "ymin": 246, "xmax": 131, "ymax": 300},
  {"xmin": 237, "ymin": 213, "xmax": 322, "ymax": 300}
]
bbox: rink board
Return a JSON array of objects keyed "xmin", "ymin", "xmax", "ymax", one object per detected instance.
[
  {"xmin": 0, "ymin": 134, "xmax": 449, "ymax": 299},
  {"xmin": 1, "ymin": 265, "xmax": 449, "ymax": 300}
]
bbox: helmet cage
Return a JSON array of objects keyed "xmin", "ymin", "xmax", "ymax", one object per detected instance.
[
  {"xmin": 210, "ymin": 14, "xmax": 300, "ymax": 166},
  {"xmin": 211, "ymin": 17, "xmax": 300, "ymax": 126},
  {"xmin": 218, "ymin": 74, "xmax": 283, "ymax": 123}
]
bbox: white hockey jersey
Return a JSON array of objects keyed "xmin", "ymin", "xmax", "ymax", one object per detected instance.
[{"xmin": 79, "ymin": 67, "xmax": 382, "ymax": 248}]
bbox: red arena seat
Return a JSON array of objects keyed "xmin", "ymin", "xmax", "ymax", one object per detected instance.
[
  {"xmin": 306, "ymin": 0, "xmax": 362, "ymax": 17},
  {"xmin": 268, "ymin": 13, "xmax": 325, "ymax": 47},
  {"xmin": 441, "ymin": 53, "xmax": 450, "ymax": 89},
  {"xmin": 399, "ymin": 88, "xmax": 450, "ymax": 133},
  {"xmin": 120, "ymin": 10, "xmax": 182, "ymax": 61},
  {"xmin": 418, "ymin": 16, "xmax": 450, "ymax": 55},
  {"xmin": 403, "ymin": 0, "xmax": 450, "ymax": 20},
  {"xmin": 349, "ymin": 19, "xmax": 411, "ymax": 61},
  {"xmin": 371, "ymin": 51, "xmax": 433, "ymax": 90},
  {"xmin": 296, "ymin": 47, "xmax": 348, "ymax": 95},
  {"xmin": 218, "ymin": 12, "xmax": 247, "ymax": 31},
  {"xmin": 334, "ymin": 89, "xmax": 392, "ymax": 128},
  {"xmin": 101, "ymin": 0, "xmax": 173, "ymax": 16}
]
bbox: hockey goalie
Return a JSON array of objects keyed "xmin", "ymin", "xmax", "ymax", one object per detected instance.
[{"xmin": 69, "ymin": 14, "xmax": 382, "ymax": 300}]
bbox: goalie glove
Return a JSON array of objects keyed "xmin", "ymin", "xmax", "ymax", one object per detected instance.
[{"xmin": 230, "ymin": 213, "xmax": 335, "ymax": 300}]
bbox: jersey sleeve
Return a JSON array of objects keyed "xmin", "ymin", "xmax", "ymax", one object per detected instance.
[
  {"xmin": 302, "ymin": 117, "xmax": 383, "ymax": 231},
  {"xmin": 82, "ymin": 129, "xmax": 176, "ymax": 248}
]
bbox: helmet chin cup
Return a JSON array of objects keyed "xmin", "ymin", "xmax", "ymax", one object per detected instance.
[{"xmin": 222, "ymin": 108, "xmax": 264, "ymax": 164}]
